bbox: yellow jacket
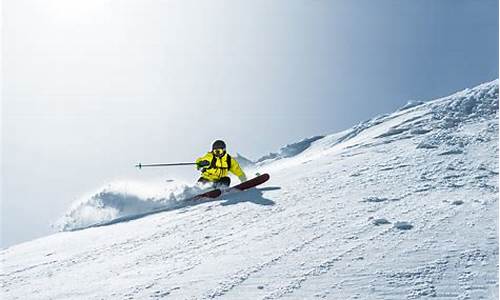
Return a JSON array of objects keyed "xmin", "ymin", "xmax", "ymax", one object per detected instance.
[{"xmin": 196, "ymin": 152, "xmax": 246, "ymax": 182}]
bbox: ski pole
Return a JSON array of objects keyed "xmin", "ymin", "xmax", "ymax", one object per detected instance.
[{"xmin": 135, "ymin": 162, "xmax": 197, "ymax": 169}]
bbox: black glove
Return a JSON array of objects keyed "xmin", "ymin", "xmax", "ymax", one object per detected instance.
[{"xmin": 197, "ymin": 160, "xmax": 210, "ymax": 169}]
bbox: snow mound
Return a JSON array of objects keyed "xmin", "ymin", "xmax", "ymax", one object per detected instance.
[
  {"xmin": 431, "ymin": 80, "xmax": 498, "ymax": 126},
  {"xmin": 233, "ymin": 153, "xmax": 255, "ymax": 168},
  {"xmin": 255, "ymin": 135, "xmax": 324, "ymax": 164},
  {"xmin": 265, "ymin": 79, "xmax": 499, "ymax": 166},
  {"xmin": 398, "ymin": 100, "xmax": 425, "ymax": 111},
  {"xmin": 55, "ymin": 180, "xmax": 207, "ymax": 231}
]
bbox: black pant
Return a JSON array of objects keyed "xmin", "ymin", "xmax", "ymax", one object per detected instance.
[{"xmin": 198, "ymin": 176, "xmax": 231, "ymax": 187}]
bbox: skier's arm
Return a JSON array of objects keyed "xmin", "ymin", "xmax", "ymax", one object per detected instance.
[
  {"xmin": 229, "ymin": 158, "xmax": 247, "ymax": 182},
  {"xmin": 195, "ymin": 153, "xmax": 211, "ymax": 170}
]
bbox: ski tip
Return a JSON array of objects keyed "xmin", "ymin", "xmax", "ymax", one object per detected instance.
[{"xmin": 256, "ymin": 173, "xmax": 270, "ymax": 182}]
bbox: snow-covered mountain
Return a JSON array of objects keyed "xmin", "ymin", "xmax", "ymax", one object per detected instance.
[{"xmin": 1, "ymin": 80, "xmax": 498, "ymax": 299}]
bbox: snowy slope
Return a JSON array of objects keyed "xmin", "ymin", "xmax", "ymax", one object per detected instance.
[{"xmin": 1, "ymin": 80, "xmax": 498, "ymax": 300}]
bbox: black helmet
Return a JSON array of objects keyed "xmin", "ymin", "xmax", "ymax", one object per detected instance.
[{"xmin": 212, "ymin": 140, "xmax": 226, "ymax": 150}]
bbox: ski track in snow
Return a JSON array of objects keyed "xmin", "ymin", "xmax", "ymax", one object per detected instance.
[{"xmin": 1, "ymin": 80, "xmax": 498, "ymax": 299}]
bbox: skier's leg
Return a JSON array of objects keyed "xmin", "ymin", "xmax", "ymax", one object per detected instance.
[
  {"xmin": 218, "ymin": 177, "xmax": 231, "ymax": 187},
  {"xmin": 197, "ymin": 177, "xmax": 212, "ymax": 186},
  {"xmin": 198, "ymin": 177, "xmax": 208, "ymax": 183}
]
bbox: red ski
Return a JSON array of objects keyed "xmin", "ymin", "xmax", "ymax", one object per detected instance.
[
  {"xmin": 190, "ymin": 188, "xmax": 222, "ymax": 200},
  {"xmin": 232, "ymin": 173, "xmax": 270, "ymax": 191},
  {"xmin": 191, "ymin": 173, "xmax": 270, "ymax": 201}
]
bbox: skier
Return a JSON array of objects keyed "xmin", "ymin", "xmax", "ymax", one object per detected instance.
[{"xmin": 195, "ymin": 140, "xmax": 247, "ymax": 187}]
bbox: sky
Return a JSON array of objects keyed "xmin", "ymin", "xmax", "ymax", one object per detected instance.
[{"xmin": 1, "ymin": 0, "xmax": 498, "ymax": 248}]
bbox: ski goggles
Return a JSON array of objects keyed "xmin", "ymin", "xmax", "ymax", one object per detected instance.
[{"xmin": 213, "ymin": 148, "xmax": 225, "ymax": 156}]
